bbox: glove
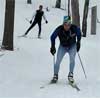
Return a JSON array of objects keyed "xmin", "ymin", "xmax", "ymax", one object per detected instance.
[
  {"xmin": 77, "ymin": 42, "xmax": 81, "ymax": 52},
  {"xmin": 46, "ymin": 20, "xmax": 48, "ymax": 24},
  {"xmin": 30, "ymin": 20, "xmax": 32, "ymax": 24},
  {"xmin": 50, "ymin": 46, "xmax": 56, "ymax": 55}
]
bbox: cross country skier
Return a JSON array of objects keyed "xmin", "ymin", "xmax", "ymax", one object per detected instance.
[
  {"xmin": 23, "ymin": 5, "xmax": 48, "ymax": 38},
  {"xmin": 50, "ymin": 16, "xmax": 81, "ymax": 83}
]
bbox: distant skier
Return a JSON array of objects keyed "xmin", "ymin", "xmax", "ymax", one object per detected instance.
[
  {"xmin": 50, "ymin": 16, "xmax": 81, "ymax": 83},
  {"xmin": 23, "ymin": 5, "xmax": 48, "ymax": 38}
]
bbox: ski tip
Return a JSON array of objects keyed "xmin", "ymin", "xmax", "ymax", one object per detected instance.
[
  {"xmin": 68, "ymin": 82, "xmax": 81, "ymax": 91},
  {"xmin": 75, "ymin": 86, "xmax": 81, "ymax": 91},
  {"xmin": 18, "ymin": 35, "xmax": 27, "ymax": 38},
  {"xmin": 40, "ymin": 86, "xmax": 45, "ymax": 89},
  {"xmin": 0, "ymin": 54, "xmax": 4, "ymax": 57}
]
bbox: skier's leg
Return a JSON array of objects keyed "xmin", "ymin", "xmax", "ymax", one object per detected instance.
[
  {"xmin": 51, "ymin": 45, "xmax": 66, "ymax": 83},
  {"xmin": 68, "ymin": 44, "xmax": 77, "ymax": 73},
  {"xmin": 54, "ymin": 45, "xmax": 66, "ymax": 75},
  {"xmin": 38, "ymin": 22, "xmax": 41, "ymax": 38},
  {"xmin": 25, "ymin": 21, "xmax": 37, "ymax": 35},
  {"xmin": 67, "ymin": 44, "xmax": 77, "ymax": 83}
]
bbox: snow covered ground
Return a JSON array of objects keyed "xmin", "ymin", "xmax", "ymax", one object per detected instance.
[{"xmin": 0, "ymin": 0, "xmax": 100, "ymax": 97}]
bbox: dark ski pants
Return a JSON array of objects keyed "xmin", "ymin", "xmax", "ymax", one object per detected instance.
[
  {"xmin": 54, "ymin": 44, "xmax": 77, "ymax": 75},
  {"xmin": 25, "ymin": 20, "xmax": 41, "ymax": 37}
]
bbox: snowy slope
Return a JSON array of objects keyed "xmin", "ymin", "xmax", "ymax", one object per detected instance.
[{"xmin": 0, "ymin": 0, "xmax": 100, "ymax": 98}]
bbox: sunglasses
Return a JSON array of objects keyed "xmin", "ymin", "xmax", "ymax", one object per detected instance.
[{"xmin": 64, "ymin": 22, "xmax": 71, "ymax": 26}]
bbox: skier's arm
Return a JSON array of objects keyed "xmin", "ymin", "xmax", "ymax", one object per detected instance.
[
  {"xmin": 50, "ymin": 27, "xmax": 60, "ymax": 47},
  {"xmin": 31, "ymin": 12, "xmax": 36, "ymax": 21},
  {"xmin": 43, "ymin": 14, "xmax": 48, "ymax": 23},
  {"xmin": 43, "ymin": 14, "xmax": 47, "ymax": 21},
  {"xmin": 50, "ymin": 27, "xmax": 60, "ymax": 55},
  {"xmin": 76, "ymin": 27, "xmax": 81, "ymax": 52},
  {"xmin": 76, "ymin": 27, "xmax": 81, "ymax": 42}
]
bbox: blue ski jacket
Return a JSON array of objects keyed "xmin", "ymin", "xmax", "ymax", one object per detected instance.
[{"xmin": 50, "ymin": 24, "xmax": 81, "ymax": 47}]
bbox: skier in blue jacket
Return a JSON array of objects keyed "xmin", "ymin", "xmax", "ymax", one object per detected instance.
[{"xmin": 50, "ymin": 16, "xmax": 81, "ymax": 83}]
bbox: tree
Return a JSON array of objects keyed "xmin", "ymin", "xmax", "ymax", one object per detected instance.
[
  {"xmin": 2, "ymin": 0, "xmax": 15, "ymax": 51},
  {"xmin": 27, "ymin": 0, "xmax": 32, "ymax": 4},
  {"xmin": 68, "ymin": 0, "xmax": 71, "ymax": 16},
  {"xmin": 71, "ymin": 0, "xmax": 80, "ymax": 27},
  {"xmin": 82, "ymin": 0, "xmax": 89, "ymax": 37},
  {"xmin": 55, "ymin": 0, "xmax": 61, "ymax": 8},
  {"xmin": 91, "ymin": 6, "xmax": 97, "ymax": 35}
]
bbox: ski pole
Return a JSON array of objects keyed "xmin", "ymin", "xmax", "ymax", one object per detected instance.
[
  {"xmin": 25, "ymin": 18, "xmax": 30, "ymax": 23},
  {"xmin": 53, "ymin": 55, "xmax": 55, "ymax": 65},
  {"xmin": 78, "ymin": 53, "xmax": 87, "ymax": 79}
]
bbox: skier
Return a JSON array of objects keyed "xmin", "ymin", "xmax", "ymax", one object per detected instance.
[
  {"xmin": 23, "ymin": 5, "xmax": 48, "ymax": 38},
  {"xmin": 50, "ymin": 16, "xmax": 81, "ymax": 83}
]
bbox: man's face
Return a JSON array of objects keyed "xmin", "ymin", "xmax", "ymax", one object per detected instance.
[
  {"xmin": 63, "ymin": 23, "xmax": 71, "ymax": 31},
  {"xmin": 39, "ymin": 6, "xmax": 43, "ymax": 11}
]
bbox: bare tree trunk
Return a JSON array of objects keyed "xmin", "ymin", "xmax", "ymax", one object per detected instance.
[
  {"xmin": 91, "ymin": 6, "xmax": 97, "ymax": 35},
  {"xmin": 68, "ymin": 0, "xmax": 70, "ymax": 16},
  {"xmin": 71, "ymin": 0, "xmax": 80, "ymax": 27},
  {"xmin": 27, "ymin": 0, "xmax": 32, "ymax": 4},
  {"xmin": 82, "ymin": 0, "xmax": 89, "ymax": 37},
  {"xmin": 55, "ymin": 0, "xmax": 61, "ymax": 8},
  {"xmin": 2, "ymin": 0, "xmax": 15, "ymax": 51}
]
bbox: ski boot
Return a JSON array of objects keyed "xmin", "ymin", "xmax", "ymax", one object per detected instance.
[
  {"xmin": 51, "ymin": 74, "xmax": 58, "ymax": 83},
  {"xmin": 38, "ymin": 36, "xmax": 41, "ymax": 39},
  {"xmin": 38, "ymin": 33, "xmax": 41, "ymax": 39},
  {"xmin": 68, "ymin": 72, "xmax": 74, "ymax": 84}
]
